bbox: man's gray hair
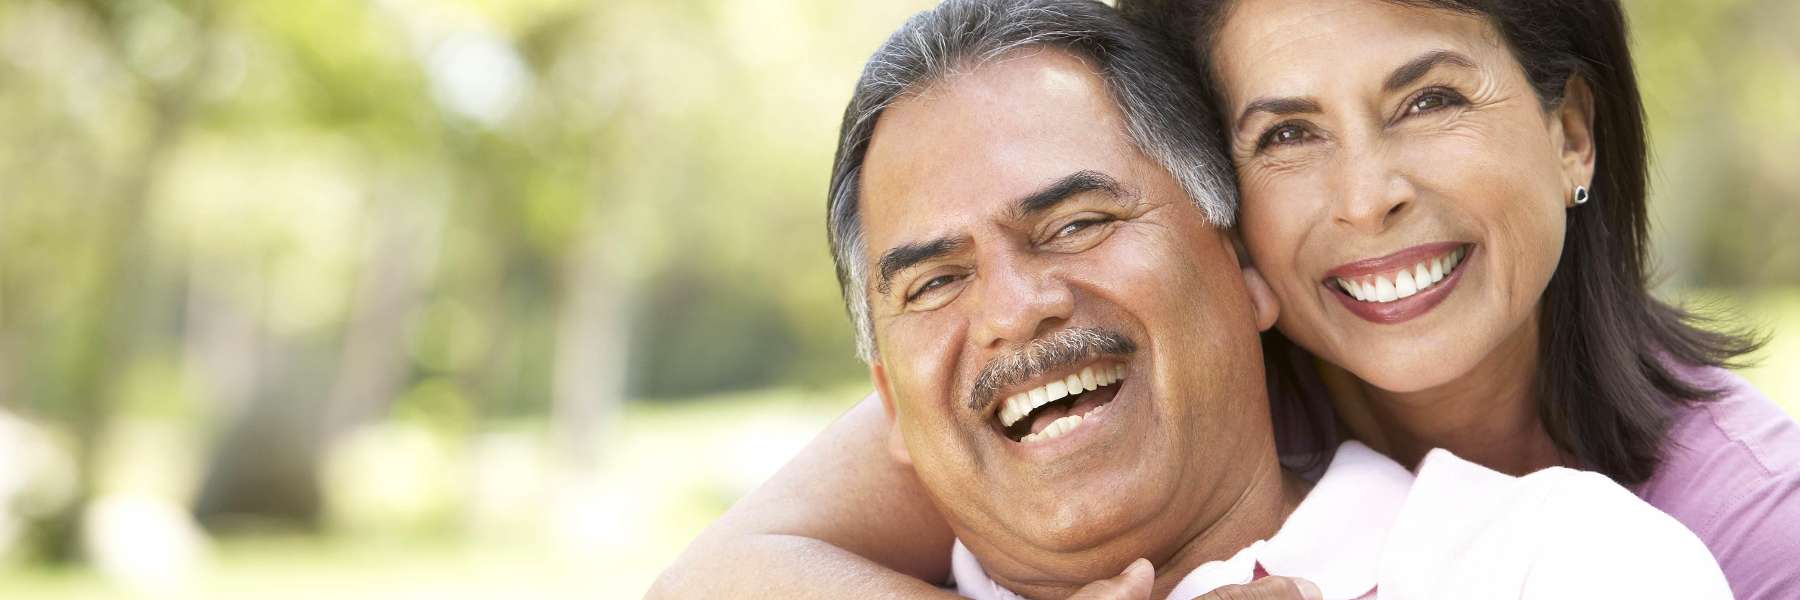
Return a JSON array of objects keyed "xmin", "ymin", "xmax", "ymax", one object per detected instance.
[{"xmin": 826, "ymin": 0, "xmax": 1236, "ymax": 363}]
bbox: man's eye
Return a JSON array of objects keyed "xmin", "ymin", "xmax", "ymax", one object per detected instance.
[
  {"xmin": 1055, "ymin": 218, "xmax": 1108, "ymax": 238},
  {"xmin": 906, "ymin": 274, "xmax": 958, "ymax": 303},
  {"xmin": 1257, "ymin": 122, "xmax": 1311, "ymax": 151}
]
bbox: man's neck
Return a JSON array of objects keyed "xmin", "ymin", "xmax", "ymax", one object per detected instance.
[
  {"xmin": 985, "ymin": 452, "xmax": 1307, "ymax": 600},
  {"xmin": 1144, "ymin": 460, "xmax": 1310, "ymax": 599}
]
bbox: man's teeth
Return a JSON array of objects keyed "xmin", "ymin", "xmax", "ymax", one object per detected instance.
[
  {"xmin": 998, "ymin": 364, "xmax": 1124, "ymax": 429},
  {"xmin": 1021, "ymin": 403, "xmax": 1110, "ymax": 444},
  {"xmin": 1335, "ymin": 246, "xmax": 1464, "ymax": 304}
]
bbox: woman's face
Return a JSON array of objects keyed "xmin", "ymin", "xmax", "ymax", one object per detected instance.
[{"xmin": 1212, "ymin": 0, "xmax": 1594, "ymax": 393}]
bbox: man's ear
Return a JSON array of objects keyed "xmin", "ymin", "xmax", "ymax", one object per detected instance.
[
  {"xmin": 870, "ymin": 362, "xmax": 913, "ymax": 466},
  {"xmin": 1242, "ymin": 263, "xmax": 1280, "ymax": 332},
  {"xmin": 1224, "ymin": 231, "xmax": 1280, "ymax": 332},
  {"xmin": 1554, "ymin": 75, "xmax": 1598, "ymax": 205}
]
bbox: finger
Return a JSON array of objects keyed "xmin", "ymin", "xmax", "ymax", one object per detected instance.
[
  {"xmin": 1188, "ymin": 576, "xmax": 1323, "ymax": 600},
  {"xmin": 1068, "ymin": 558, "xmax": 1155, "ymax": 600}
]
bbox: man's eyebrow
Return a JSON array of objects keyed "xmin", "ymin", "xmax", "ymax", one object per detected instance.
[
  {"xmin": 872, "ymin": 171, "xmax": 1128, "ymax": 296},
  {"xmin": 1235, "ymin": 97, "xmax": 1322, "ymax": 133},
  {"xmin": 1012, "ymin": 170, "xmax": 1132, "ymax": 218},
  {"xmin": 876, "ymin": 236, "xmax": 966, "ymax": 296},
  {"xmin": 1383, "ymin": 49, "xmax": 1478, "ymax": 93}
]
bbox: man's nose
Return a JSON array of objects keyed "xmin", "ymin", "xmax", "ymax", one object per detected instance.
[
  {"xmin": 1329, "ymin": 143, "xmax": 1416, "ymax": 234},
  {"xmin": 968, "ymin": 252, "xmax": 1074, "ymax": 352}
]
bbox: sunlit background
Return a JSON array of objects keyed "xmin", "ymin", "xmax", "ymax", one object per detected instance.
[{"xmin": 0, "ymin": 0, "xmax": 1794, "ymax": 598}]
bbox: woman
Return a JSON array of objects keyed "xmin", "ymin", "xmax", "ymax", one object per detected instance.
[{"xmin": 654, "ymin": 0, "xmax": 1800, "ymax": 597}]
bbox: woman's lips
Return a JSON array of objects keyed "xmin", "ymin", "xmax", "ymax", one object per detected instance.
[
  {"xmin": 1325, "ymin": 241, "xmax": 1467, "ymax": 280},
  {"xmin": 1323, "ymin": 242, "xmax": 1473, "ymax": 324}
]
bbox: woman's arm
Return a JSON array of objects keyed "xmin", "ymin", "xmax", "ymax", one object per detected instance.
[{"xmin": 649, "ymin": 392, "xmax": 958, "ymax": 598}]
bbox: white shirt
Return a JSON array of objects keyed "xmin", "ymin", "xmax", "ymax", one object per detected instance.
[{"xmin": 951, "ymin": 442, "xmax": 1730, "ymax": 599}]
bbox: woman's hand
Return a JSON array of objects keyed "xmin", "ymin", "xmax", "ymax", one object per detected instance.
[
  {"xmin": 1067, "ymin": 560, "xmax": 1321, "ymax": 600},
  {"xmin": 1069, "ymin": 559, "xmax": 1154, "ymax": 600},
  {"xmin": 1187, "ymin": 576, "xmax": 1323, "ymax": 600}
]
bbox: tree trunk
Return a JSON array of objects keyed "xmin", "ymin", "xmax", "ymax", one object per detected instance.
[
  {"xmin": 550, "ymin": 219, "xmax": 631, "ymax": 469},
  {"xmin": 192, "ymin": 195, "xmax": 442, "ymax": 530}
]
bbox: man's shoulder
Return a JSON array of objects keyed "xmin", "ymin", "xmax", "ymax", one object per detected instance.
[
  {"xmin": 1518, "ymin": 465, "xmax": 1691, "ymax": 537},
  {"xmin": 1382, "ymin": 453, "xmax": 1657, "ymax": 562},
  {"xmin": 1377, "ymin": 451, "xmax": 1730, "ymax": 599},
  {"xmin": 1516, "ymin": 466, "xmax": 1732, "ymax": 597}
]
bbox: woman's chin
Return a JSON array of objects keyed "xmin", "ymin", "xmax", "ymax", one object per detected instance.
[
  {"xmin": 1331, "ymin": 344, "xmax": 1480, "ymax": 396},
  {"xmin": 1357, "ymin": 369, "xmax": 1460, "ymax": 396},
  {"xmin": 1282, "ymin": 313, "xmax": 1504, "ymax": 396}
]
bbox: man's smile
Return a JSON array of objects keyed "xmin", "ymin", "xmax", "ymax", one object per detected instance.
[{"xmin": 996, "ymin": 362, "xmax": 1127, "ymax": 444}]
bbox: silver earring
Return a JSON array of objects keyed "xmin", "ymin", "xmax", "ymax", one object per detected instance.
[{"xmin": 1573, "ymin": 185, "xmax": 1590, "ymax": 205}]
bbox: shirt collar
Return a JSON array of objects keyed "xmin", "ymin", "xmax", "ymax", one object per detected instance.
[
  {"xmin": 1169, "ymin": 441, "xmax": 1413, "ymax": 600},
  {"xmin": 954, "ymin": 442, "xmax": 1414, "ymax": 600},
  {"xmin": 1256, "ymin": 441, "xmax": 1413, "ymax": 597}
]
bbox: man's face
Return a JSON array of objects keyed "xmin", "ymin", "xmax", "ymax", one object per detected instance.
[{"xmin": 858, "ymin": 50, "xmax": 1277, "ymax": 586}]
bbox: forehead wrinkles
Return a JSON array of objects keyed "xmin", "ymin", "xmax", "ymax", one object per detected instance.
[
  {"xmin": 1213, "ymin": 3, "xmax": 1357, "ymax": 96},
  {"xmin": 866, "ymin": 54, "xmax": 1131, "ymax": 179},
  {"xmin": 857, "ymin": 52, "xmax": 1138, "ymax": 266},
  {"xmin": 1215, "ymin": 1, "xmax": 1505, "ymax": 107}
]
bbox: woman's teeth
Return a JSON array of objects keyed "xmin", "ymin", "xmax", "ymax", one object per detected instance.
[
  {"xmin": 1335, "ymin": 246, "xmax": 1464, "ymax": 303},
  {"xmin": 998, "ymin": 364, "xmax": 1124, "ymax": 430}
]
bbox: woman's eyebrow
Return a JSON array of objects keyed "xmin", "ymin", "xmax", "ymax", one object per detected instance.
[
  {"xmin": 1233, "ymin": 50, "xmax": 1479, "ymax": 133},
  {"xmin": 1235, "ymin": 97, "xmax": 1322, "ymax": 133},
  {"xmin": 1383, "ymin": 49, "xmax": 1478, "ymax": 93}
]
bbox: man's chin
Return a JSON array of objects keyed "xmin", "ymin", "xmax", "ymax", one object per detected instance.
[
  {"xmin": 959, "ymin": 498, "xmax": 1170, "ymax": 599},
  {"xmin": 986, "ymin": 483, "xmax": 1171, "ymax": 555}
]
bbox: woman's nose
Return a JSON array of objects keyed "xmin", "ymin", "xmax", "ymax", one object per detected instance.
[{"xmin": 1330, "ymin": 148, "xmax": 1415, "ymax": 233}]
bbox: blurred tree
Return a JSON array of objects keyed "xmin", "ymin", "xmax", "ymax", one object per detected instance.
[
  {"xmin": 1, "ymin": 0, "xmax": 221, "ymax": 562},
  {"xmin": 1631, "ymin": 0, "xmax": 1800, "ymax": 288}
]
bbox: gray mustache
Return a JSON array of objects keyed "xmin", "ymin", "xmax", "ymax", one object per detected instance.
[{"xmin": 968, "ymin": 327, "xmax": 1136, "ymax": 411}]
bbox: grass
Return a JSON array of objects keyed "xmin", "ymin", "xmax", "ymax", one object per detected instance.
[{"xmin": 0, "ymin": 385, "xmax": 861, "ymax": 600}]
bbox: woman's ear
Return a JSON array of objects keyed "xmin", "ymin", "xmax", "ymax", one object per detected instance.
[
  {"xmin": 1242, "ymin": 263, "xmax": 1280, "ymax": 332},
  {"xmin": 1554, "ymin": 75, "xmax": 1598, "ymax": 205},
  {"xmin": 870, "ymin": 363, "xmax": 913, "ymax": 466}
]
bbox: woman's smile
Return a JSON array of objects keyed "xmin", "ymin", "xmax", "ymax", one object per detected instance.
[
  {"xmin": 1322, "ymin": 241, "xmax": 1473, "ymax": 324},
  {"xmin": 1215, "ymin": 0, "xmax": 1571, "ymax": 394}
]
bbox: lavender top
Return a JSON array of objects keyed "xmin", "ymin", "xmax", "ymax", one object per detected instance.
[{"xmin": 1634, "ymin": 365, "xmax": 1800, "ymax": 600}]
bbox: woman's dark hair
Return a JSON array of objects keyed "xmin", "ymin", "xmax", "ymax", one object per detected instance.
[{"xmin": 1119, "ymin": 0, "xmax": 1764, "ymax": 484}]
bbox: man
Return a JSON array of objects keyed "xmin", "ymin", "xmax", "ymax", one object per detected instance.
[
  {"xmin": 656, "ymin": 1, "xmax": 1732, "ymax": 598},
  {"xmin": 831, "ymin": 1, "xmax": 1304, "ymax": 597}
]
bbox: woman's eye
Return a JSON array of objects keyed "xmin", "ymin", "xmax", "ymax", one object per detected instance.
[
  {"xmin": 1405, "ymin": 89, "xmax": 1465, "ymax": 115},
  {"xmin": 1257, "ymin": 123, "xmax": 1311, "ymax": 150}
]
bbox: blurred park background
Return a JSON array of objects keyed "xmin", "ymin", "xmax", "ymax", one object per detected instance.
[{"xmin": 0, "ymin": 0, "xmax": 1794, "ymax": 597}]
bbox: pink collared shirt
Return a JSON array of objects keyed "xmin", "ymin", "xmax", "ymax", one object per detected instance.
[
  {"xmin": 1635, "ymin": 365, "xmax": 1800, "ymax": 600},
  {"xmin": 951, "ymin": 442, "xmax": 1730, "ymax": 599}
]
